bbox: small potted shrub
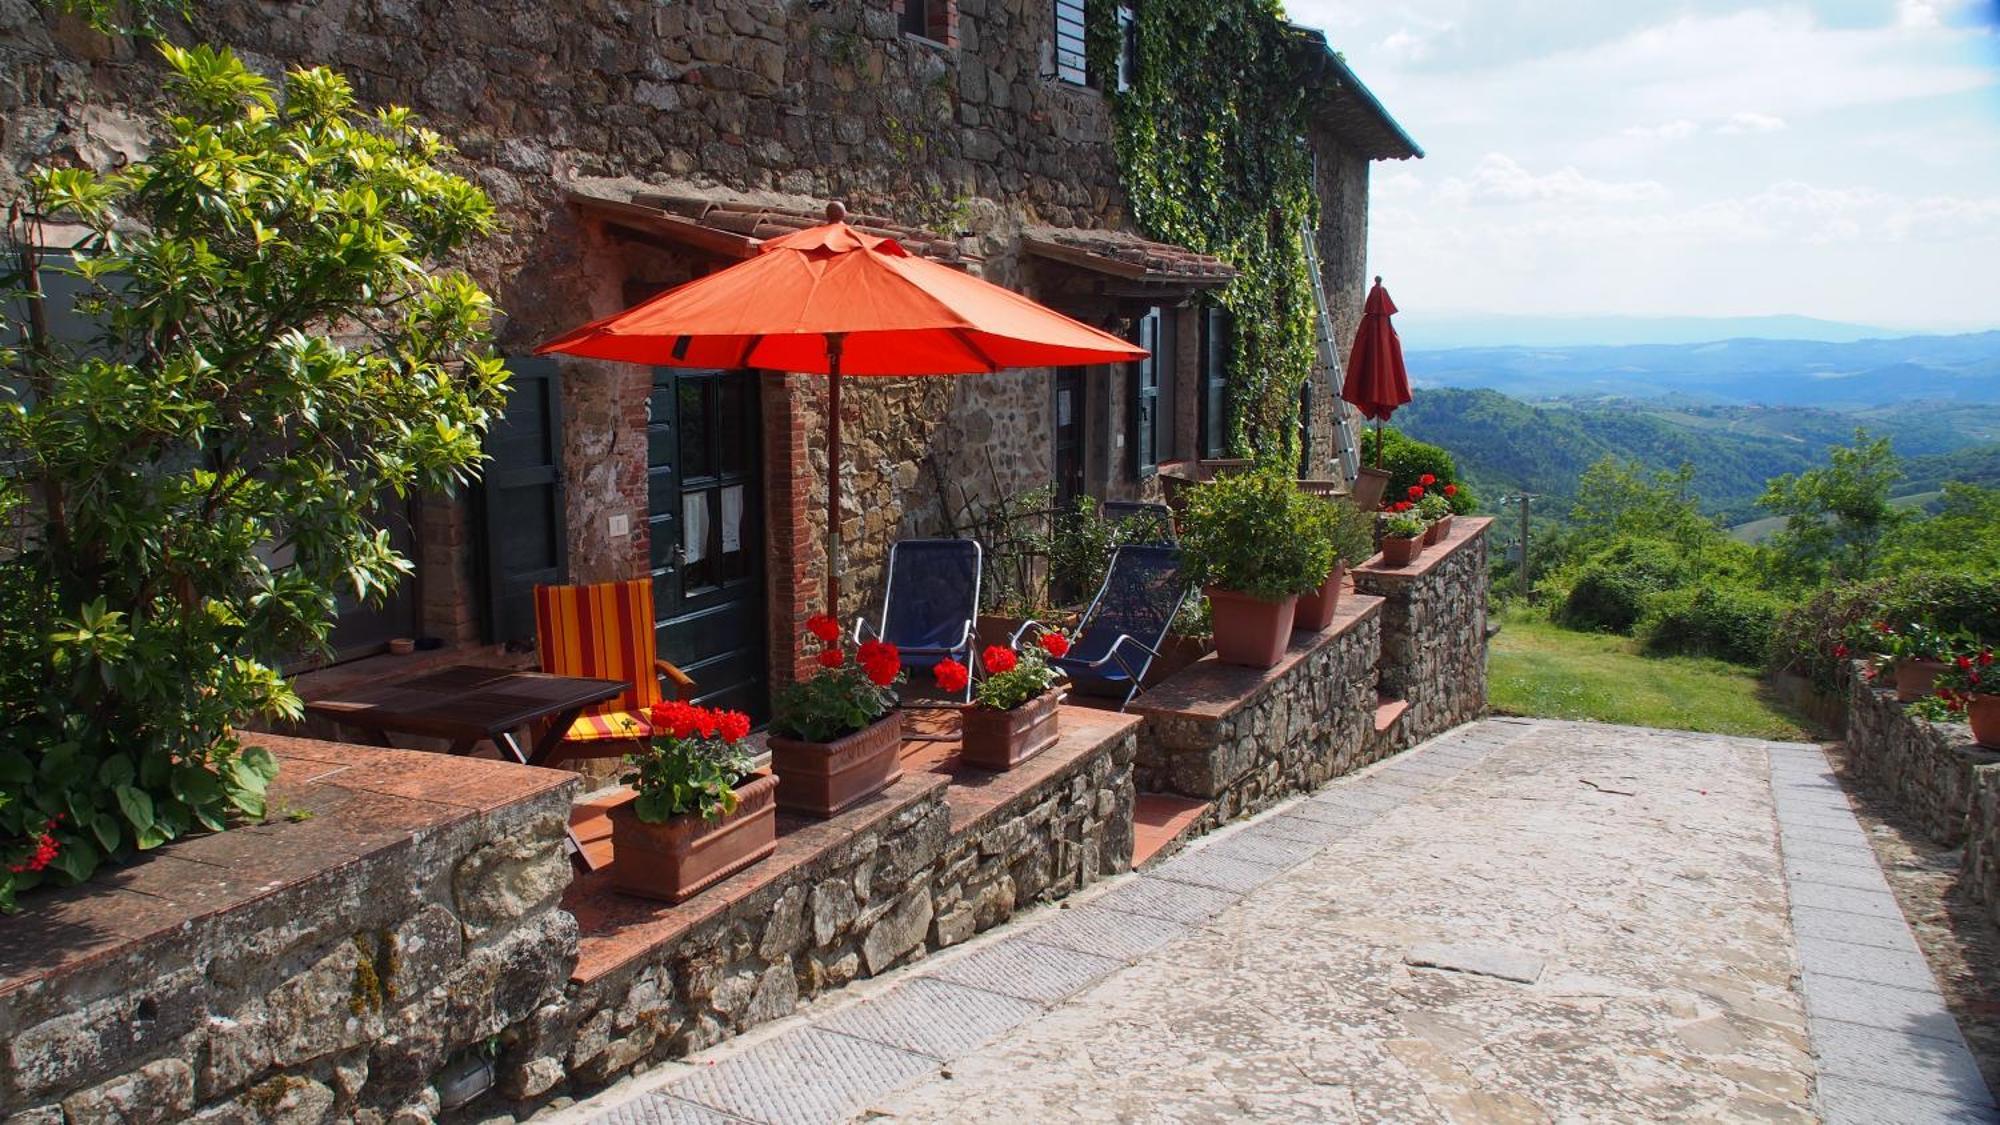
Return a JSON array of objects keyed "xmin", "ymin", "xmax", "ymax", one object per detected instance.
[
  {"xmin": 1416, "ymin": 488, "xmax": 1454, "ymax": 545},
  {"xmin": 1379, "ymin": 512, "xmax": 1428, "ymax": 566},
  {"xmin": 610, "ymin": 701, "xmax": 774, "ymax": 903},
  {"xmin": 768, "ymin": 615, "xmax": 905, "ymax": 817},
  {"xmin": 1295, "ymin": 499, "xmax": 1375, "ymax": 632},
  {"xmin": 946, "ymin": 636, "xmax": 1069, "ymax": 769},
  {"xmin": 1179, "ymin": 471, "xmax": 1336, "ymax": 668},
  {"xmin": 1937, "ymin": 649, "xmax": 1999, "ymax": 749},
  {"xmin": 1862, "ymin": 622, "xmax": 1959, "ymax": 702}
]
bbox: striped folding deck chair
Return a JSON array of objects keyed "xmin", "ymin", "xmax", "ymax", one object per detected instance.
[{"xmin": 533, "ymin": 579, "xmax": 696, "ymax": 763}]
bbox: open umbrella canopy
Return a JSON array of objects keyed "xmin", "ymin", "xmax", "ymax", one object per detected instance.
[
  {"xmin": 1340, "ymin": 277, "xmax": 1411, "ymax": 423},
  {"xmin": 536, "ymin": 212, "xmax": 1149, "ymax": 618},
  {"xmin": 536, "ymin": 221, "xmax": 1146, "ymax": 374}
]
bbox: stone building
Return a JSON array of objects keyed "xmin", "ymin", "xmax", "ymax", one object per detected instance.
[{"xmin": 2, "ymin": 0, "xmax": 1419, "ymax": 720}]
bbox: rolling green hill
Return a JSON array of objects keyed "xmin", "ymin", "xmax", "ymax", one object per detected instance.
[{"xmin": 1392, "ymin": 387, "xmax": 2000, "ymax": 515}]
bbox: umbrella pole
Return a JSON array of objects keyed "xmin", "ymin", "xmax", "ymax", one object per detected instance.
[
  {"xmin": 1373, "ymin": 418, "xmax": 1384, "ymax": 468},
  {"xmin": 824, "ymin": 333, "xmax": 846, "ymax": 619}
]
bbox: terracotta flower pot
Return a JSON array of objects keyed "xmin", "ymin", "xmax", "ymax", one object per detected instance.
[
  {"xmin": 1969, "ymin": 694, "xmax": 2000, "ymax": 750},
  {"xmin": 1379, "ymin": 534, "xmax": 1423, "ymax": 567},
  {"xmin": 609, "ymin": 772, "xmax": 778, "ymax": 903},
  {"xmin": 1895, "ymin": 659, "xmax": 1948, "ymax": 702},
  {"xmin": 1351, "ymin": 466, "xmax": 1391, "ymax": 512},
  {"xmin": 1293, "ymin": 561, "xmax": 1347, "ymax": 632},
  {"xmin": 1423, "ymin": 513, "xmax": 1454, "ymax": 545},
  {"xmin": 961, "ymin": 689, "xmax": 1061, "ymax": 770},
  {"xmin": 1205, "ymin": 587, "xmax": 1297, "ymax": 669},
  {"xmin": 768, "ymin": 711, "xmax": 904, "ymax": 818}
]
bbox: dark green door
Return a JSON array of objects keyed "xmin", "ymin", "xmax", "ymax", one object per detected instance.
[{"xmin": 648, "ymin": 370, "xmax": 768, "ymax": 721}]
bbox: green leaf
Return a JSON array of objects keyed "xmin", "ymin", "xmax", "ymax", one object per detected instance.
[
  {"xmin": 88, "ymin": 812, "xmax": 122, "ymax": 853},
  {"xmin": 115, "ymin": 785, "xmax": 156, "ymax": 833}
]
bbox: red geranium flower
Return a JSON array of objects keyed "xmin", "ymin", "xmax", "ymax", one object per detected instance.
[
  {"xmin": 717, "ymin": 710, "xmax": 751, "ymax": 742},
  {"xmin": 934, "ymin": 657, "xmax": 970, "ymax": 695},
  {"xmin": 1959, "ymin": 656, "xmax": 1975, "ymax": 670},
  {"xmin": 1832, "ymin": 643, "xmax": 1849, "ymax": 659},
  {"xmin": 818, "ymin": 647, "xmax": 845, "ymax": 669},
  {"xmin": 1982, "ymin": 651, "xmax": 1995, "ymax": 666},
  {"xmin": 1443, "ymin": 483, "xmax": 1457, "ymax": 497},
  {"xmin": 1039, "ymin": 632, "xmax": 1071, "ymax": 659},
  {"xmin": 1419, "ymin": 473, "xmax": 1436, "ymax": 486},
  {"xmin": 982, "ymin": 645, "xmax": 1018, "ymax": 675},
  {"xmin": 1407, "ymin": 485, "xmax": 1424, "ymax": 500},
  {"xmin": 807, "ymin": 614, "xmax": 841, "ymax": 643}
]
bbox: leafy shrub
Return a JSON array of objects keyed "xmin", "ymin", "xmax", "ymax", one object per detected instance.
[
  {"xmin": 1179, "ymin": 471, "xmax": 1336, "ymax": 600},
  {"xmin": 1364, "ymin": 428, "xmax": 1479, "ymax": 513},
  {"xmin": 1638, "ymin": 584, "xmax": 1783, "ymax": 665},
  {"xmin": 1770, "ymin": 571, "xmax": 2000, "ymax": 693},
  {"xmin": 0, "ymin": 48, "xmax": 503, "ymax": 908},
  {"xmin": 1557, "ymin": 538, "xmax": 1695, "ymax": 634},
  {"xmin": 1325, "ymin": 499, "xmax": 1377, "ymax": 567}
]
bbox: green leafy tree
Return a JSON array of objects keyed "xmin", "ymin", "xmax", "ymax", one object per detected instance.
[
  {"xmin": 1874, "ymin": 482, "xmax": 2000, "ymax": 576},
  {"xmin": 1567, "ymin": 457, "xmax": 1714, "ymax": 553},
  {"xmin": 0, "ymin": 46, "xmax": 505, "ymax": 907},
  {"xmin": 1758, "ymin": 430, "xmax": 1904, "ymax": 583}
]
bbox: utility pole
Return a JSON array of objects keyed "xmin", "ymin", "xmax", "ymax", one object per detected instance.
[{"xmin": 1517, "ymin": 492, "xmax": 1535, "ymax": 600}]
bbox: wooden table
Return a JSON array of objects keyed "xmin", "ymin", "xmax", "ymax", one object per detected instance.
[
  {"xmin": 305, "ymin": 666, "xmax": 628, "ymax": 869},
  {"xmin": 304, "ymin": 665, "xmax": 627, "ymax": 768}
]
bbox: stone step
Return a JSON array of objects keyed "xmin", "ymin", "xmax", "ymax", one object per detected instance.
[{"xmin": 1373, "ymin": 698, "xmax": 1410, "ymax": 735}]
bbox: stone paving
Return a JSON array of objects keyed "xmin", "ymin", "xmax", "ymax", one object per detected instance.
[{"xmin": 554, "ymin": 719, "xmax": 1999, "ymax": 1124}]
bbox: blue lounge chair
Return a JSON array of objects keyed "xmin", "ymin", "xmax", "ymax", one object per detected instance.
[
  {"xmin": 1101, "ymin": 500, "xmax": 1176, "ymax": 545},
  {"xmin": 1013, "ymin": 543, "xmax": 1187, "ymax": 710},
  {"xmin": 854, "ymin": 538, "xmax": 982, "ymax": 704}
]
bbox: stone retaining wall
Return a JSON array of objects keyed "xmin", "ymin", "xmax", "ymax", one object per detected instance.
[
  {"xmin": 1130, "ymin": 594, "xmax": 1384, "ymax": 830},
  {"xmin": 1353, "ymin": 517, "xmax": 1493, "ymax": 751},
  {"xmin": 0, "ymin": 737, "xmax": 580, "ymax": 1124},
  {"xmin": 1845, "ymin": 677, "xmax": 1996, "ymax": 847},
  {"xmin": 541, "ymin": 714, "xmax": 1134, "ymax": 1106}
]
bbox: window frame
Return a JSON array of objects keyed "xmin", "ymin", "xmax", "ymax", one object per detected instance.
[
  {"xmin": 1129, "ymin": 308, "xmax": 1162, "ymax": 479},
  {"xmin": 1053, "ymin": 0, "xmax": 1089, "ymax": 85},
  {"xmin": 1198, "ymin": 306, "xmax": 1230, "ymax": 460}
]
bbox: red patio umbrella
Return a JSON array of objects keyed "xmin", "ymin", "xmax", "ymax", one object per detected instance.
[
  {"xmin": 537, "ymin": 205, "xmax": 1147, "ymax": 615},
  {"xmin": 1340, "ymin": 276, "xmax": 1412, "ymax": 467}
]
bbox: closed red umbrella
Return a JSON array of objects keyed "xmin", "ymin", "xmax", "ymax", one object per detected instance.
[
  {"xmin": 538, "ymin": 205, "xmax": 1147, "ymax": 614},
  {"xmin": 1341, "ymin": 276, "xmax": 1412, "ymax": 466}
]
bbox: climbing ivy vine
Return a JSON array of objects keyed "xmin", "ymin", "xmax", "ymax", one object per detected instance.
[{"xmin": 1089, "ymin": 0, "xmax": 1319, "ymax": 464}]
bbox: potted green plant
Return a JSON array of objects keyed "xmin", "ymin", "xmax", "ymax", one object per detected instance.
[
  {"xmin": 1860, "ymin": 622, "xmax": 1960, "ymax": 702},
  {"xmin": 1178, "ymin": 471, "xmax": 1336, "ymax": 668},
  {"xmin": 768, "ymin": 616, "xmax": 905, "ymax": 817},
  {"xmin": 610, "ymin": 701, "xmax": 775, "ymax": 903},
  {"xmin": 1416, "ymin": 490, "xmax": 1453, "ymax": 545},
  {"xmin": 945, "ymin": 635, "xmax": 1069, "ymax": 769},
  {"xmin": 1379, "ymin": 512, "xmax": 1428, "ymax": 566},
  {"xmin": 1938, "ymin": 649, "xmax": 1999, "ymax": 749},
  {"xmin": 1295, "ymin": 498, "xmax": 1376, "ymax": 632}
]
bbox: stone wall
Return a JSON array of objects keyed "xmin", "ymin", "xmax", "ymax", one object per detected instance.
[
  {"xmin": 0, "ymin": 736, "xmax": 579, "ymax": 1124},
  {"xmin": 1962, "ymin": 770, "xmax": 2000, "ymax": 933},
  {"xmin": 1130, "ymin": 594, "xmax": 1384, "ymax": 829},
  {"xmin": 1353, "ymin": 517, "xmax": 1493, "ymax": 749},
  {"xmin": 1845, "ymin": 676, "xmax": 1996, "ymax": 848}
]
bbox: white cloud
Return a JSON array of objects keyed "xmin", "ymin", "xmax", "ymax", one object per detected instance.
[
  {"xmin": 1896, "ymin": 0, "xmax": 1944, "ymax": 29},
  {"xmin": 1435, "ymin": 154, "xmax": 1669, "ymax": 207},
  {"xmin": 1716, "ymin": 112, "xmax": 1788, "ymax": 135}
]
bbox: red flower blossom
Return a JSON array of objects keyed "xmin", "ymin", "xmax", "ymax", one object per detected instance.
[
  {"xmin": 1443, "ymin": 483, "xmax": 1457, "ymax": 497},
  {"xmin": 1832, "ymin": 643, "xmax": 1849, "ymax": 659},
  {"xmin": 1959, "ymin": 656, "xmax": 1976, "ymax": 670},
  {"xmin": 807, "ymin": 614, "xmax": 841, "ymax": 643},
  {"xmin": 1982, "ymin": 651, "xmax": 1995, "ymax": 666},
  {"xmin": 1407, "ymin": 485, "xmax": 1425, "ymax": 500},
  {"xmin": 933, "ymin": 657, "xmax": 970, "ymax": 695},
  {"xmin": 1419, "ymin": 473, "xmax": 1436, "ymax": 486},
  {"xmin": 8, "ymin": 820, "xmax": 59, "ymax": 875},
  {"xmin": 982, "ymin": 645, "xmax": 1018, "ymax": 675},
  {"xmin": 857, "ymin": 639, "xmax": 901, "ymax": 686},
  {"xmin": 650, "ymin": 700, "xmax": 703, "ymax": 740},
  {"xmin": 1039, "ymin": 632, "xmax": 1071, "ymax": 659},
  {"xmin": 817, "ymin": 647, "xmax": 845, "ymax": 669},
  {"xmin": 717, "ymin": 710, "xmax": 751, "ymax": 743}
]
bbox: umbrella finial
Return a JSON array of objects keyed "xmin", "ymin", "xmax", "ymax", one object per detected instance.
[
  {"xmin": 1374, "ymin": 275, "xmax": 1383, "ymax": 287},
  {"xmin": 826, "ymin": 201, "xmax": 848, "ymax": 223}
]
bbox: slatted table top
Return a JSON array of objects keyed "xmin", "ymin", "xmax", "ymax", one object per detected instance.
[{"xmin": 304, "ymin": 664, "xmax": 627, "ymax": 741}]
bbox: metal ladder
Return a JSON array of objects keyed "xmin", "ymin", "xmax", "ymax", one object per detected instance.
[{"xmin": 1301, "ymin": 228, "xmax": 1362, "ymax": 483}]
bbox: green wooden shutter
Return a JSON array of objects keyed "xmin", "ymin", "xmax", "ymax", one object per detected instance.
[
  {"xmin": 1055, "ymin": 0, "xmax": 1088, "ymax": 84},
  {"xmin": 478, "ymin": 357, "xmax": 568, "ymax": 646}
]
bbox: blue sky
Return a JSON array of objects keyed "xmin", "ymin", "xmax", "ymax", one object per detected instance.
[{"xmin": 1288, "ymin": 0, "xmax": 2000, "ymax": 331}]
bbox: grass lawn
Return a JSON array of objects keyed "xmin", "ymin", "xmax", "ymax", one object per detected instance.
[{"xmin": 1487, "ymin": 605, "xmax": 1815, "ymax": 741}]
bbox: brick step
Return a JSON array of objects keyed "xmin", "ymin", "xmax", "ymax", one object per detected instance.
[
  {"xmin": 1133, "ymin": 792, "xmax": 1212, "ymax": 867},
  {"xmin": 1373, "ymin": 698, "xmax": 1410, "ymax": 735}
]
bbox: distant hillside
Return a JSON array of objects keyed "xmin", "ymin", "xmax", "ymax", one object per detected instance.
[
  {"xmin": 1404, "ymin": 331, "xmax": 2000, "ymax": 406},
  {"xmin": 1393, "ymin": 388, "xmax": 1999, "ymax": 514},
  {"xmin": 1399, "ymin": 313, "xmax": 1894, "ymax": 351}
]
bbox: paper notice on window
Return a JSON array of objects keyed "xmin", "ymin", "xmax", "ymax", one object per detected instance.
[
  {"xmin": 720, "ymin": 484, "xmax": 744, "ymax": 554},
  {"xmin": 682, "ymin": 494, "xmax": 709, "ymax": 564}
]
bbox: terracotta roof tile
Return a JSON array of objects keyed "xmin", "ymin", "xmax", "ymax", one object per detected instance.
[{"xmin": 1021, "ymin": 227, "xmax": 1237, "ymax": 285}]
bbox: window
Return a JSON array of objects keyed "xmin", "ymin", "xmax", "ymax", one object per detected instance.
[
  {"xmin": 1116, "ymin": 4, "xmax": 1137, "ymax": 92},
  {"xmin": 1199, "ymin": 307, "xmax": 1230, "ymax": 459},
  {"xmin": 1054, "ymin": 0, "xmax": 1088, "ymax": 84},
  {"xmin": 1130, "ymin": 308, "xmax": 1162, "ymax": 478},
  {"xmin": 901, "ymin": 0, "xmax": 954, "ymax": 44}
]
